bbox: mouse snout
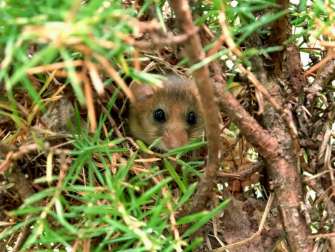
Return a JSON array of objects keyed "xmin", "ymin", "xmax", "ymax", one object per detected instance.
[{"xmin": 162, "ymin": 128, "xmax": 188, "ymax": 149}]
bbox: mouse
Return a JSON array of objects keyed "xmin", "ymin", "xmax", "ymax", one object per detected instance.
[{"xmin": 128, "ymin": 75, "xmax": 204, "ymax": 150}]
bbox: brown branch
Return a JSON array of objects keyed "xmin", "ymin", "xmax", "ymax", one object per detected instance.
[
  {"xmin": 213, "ymin": 75, "xmax": 313, "ymax": 252},
  {"xmin": 218, "ymin": 12, "xmax": 299, "ymax": 152},
  {"xmin": 313, "ymin": 58, "xmax": 335, "ymax": 88},
  {"xmin": 284, "ymin": 45, "xmax": 307, "ymax": 95},
  {"xmin": 26, "ymin": 60, "xmax": 84, "ymax": 74},
  {"xmin": 93, "ymin": 53, "xmax": 135, "ymax": 103},
  {"xmin": 307, "ymin": 55, "xmax": 335, "ymax": 104},
  {"xmin": 96, "ymin": 99, "xmax": 124, "ymax": 139},
  {"xmin": 304, "ymin": 51, "xmax": 335, "ymax": 77},
  {"xmin": 137, "ymin": 20, "xmax": 161, "ymax": 33},
  {"xmin": 218, "ymin": 162, "xmax": 263, "ymax": 180},
  {"xmin": 304, "ymin": 55, "xmax": 335, "ymax": 250},
  {"xmin": 131, "ymin": 31, "xmax": 198, "ymax": 49},
  {"xmin": 0, "ymin": 143, "xmax": 70, "ymax": 174},
  {"xmin": 81, "ymin": 70, "xmax": 97, "ymax": 132},
  {"xmin": 210, "ymin": 19, "xmax": 307, "ymax": 252},
  {"xmin": 0, "ymin": 143, "xmax": 41, "ymax": 173},
  {"xmin": 170, "ymin": 0, "xmax": 221, "ymax": 213},
  {"xmin": 208, "ymin": 40, "xmax": 313, "ymax": 252},
  {"xmin": 267, "ymin": 0, "xmax": 290, "ymax": 75},
  {"xmin": 304, "ymin": 170, "xmax": 333, "ymax": 182},
  {"xmin": 309, "ymin": 232, "xmax": 335, "ymax": 239}
]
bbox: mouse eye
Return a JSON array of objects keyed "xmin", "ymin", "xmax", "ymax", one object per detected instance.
[
  {"xmin": 153, "ymin": 108, "xmax": 166, "ymax": 123},
  {"xmin": 186, "ymin": 111, "xmax": 197, "ymax": 125}
]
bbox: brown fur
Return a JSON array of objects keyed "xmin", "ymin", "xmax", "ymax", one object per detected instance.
[{"xmin": 129, "ymin": 75, "xmax": 204, "ymax": 150}]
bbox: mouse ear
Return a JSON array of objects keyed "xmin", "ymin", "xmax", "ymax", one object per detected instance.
[{"xmin": 130, "ymin": 83, "xmax": 154, "ymax": 101}]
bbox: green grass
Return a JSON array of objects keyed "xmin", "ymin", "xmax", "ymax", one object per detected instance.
[
  {"xmin": 2, "ymin": 0, "xmax": 332, "ymax": 250},
  {"xmin": 0, "ymin": 116, "xmax": 229, "ymax": 250}
]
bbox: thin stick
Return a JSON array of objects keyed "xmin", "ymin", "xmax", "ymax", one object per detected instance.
[
  {"xmin": 170, "ymin": 0, "xmax": 222, "ymax": 213},
  {"xmin": 94, "ymin": 53, "xmax": 135, "ymax": 103},
  {"xmin": 27, "ymin": 60, "xmax": 84, "ymax": 74}
]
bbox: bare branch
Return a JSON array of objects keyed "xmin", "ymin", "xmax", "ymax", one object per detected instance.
[
  {"xmin": 306, "ymin": 55, "xmax": 335, "ymax": 104},
  {"xmin": 218, "ymin": 162, "xmax": 263, "ymax": 180},
  {"xmin": 132, "ymin": 31, "xmax": 198, "ymax": 49},
  {"xmin": 170, "ymin": 0, "xmax": 222, "ymax": 213}
]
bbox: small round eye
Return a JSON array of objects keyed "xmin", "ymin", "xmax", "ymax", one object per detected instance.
[
  {"xmin": 153, "ymin": 108, "xmax": 166, "ymax": 123},
  {"xmin": 186, "ymin": 111, "xmax": 197, "ymax": 125}
]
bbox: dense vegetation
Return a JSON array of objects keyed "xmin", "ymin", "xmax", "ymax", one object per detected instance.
[{"xmin": 0, "ymin": 0, "xmax": 334, "ymax": 251}]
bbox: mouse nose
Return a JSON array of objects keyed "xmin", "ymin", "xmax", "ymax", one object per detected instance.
[{"xmin": 162, "ymin": 129, "xmax": 188, "ymax": 149}]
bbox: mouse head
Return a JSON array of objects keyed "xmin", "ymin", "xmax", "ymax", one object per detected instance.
[{"xmin": 129, "ymin": 76, "xmax": 204, "ymax": 150}]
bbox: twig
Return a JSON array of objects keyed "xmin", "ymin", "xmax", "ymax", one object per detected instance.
[
  {"xmin": 309, "ymin": 232, "xmax": 335, "ymax": 239},
  {"xmin": 0, "ymin": 143, "xmax": 70, "ymax": 173},
  {"xmin": 96, "ymin": 99, "xmax": 124, "ymax": 138},
  {"xmin": 304, "ymin": 170, "xmax": 333, "ymax": 182},
  {"xmin": 137, "ymin": 19, "xmax": 161, "ymax": 33},
  {"xmin": 94, "ymin": 53, "xmax": 135, "ymax": 103},
  {"xmin": 321, "ymin": 128, "xmax": 335, "ymax": 189},
  {"xmin": 306, "ymin": 55, "xmax": 335, "ymax": 104},
  {"xmin": 217, "ymin": 162, "xmax": 263, "ymax": 180},
  {"xmin": 85, "ymin": 59, "xmax": 105, "ymax": 96},
  {"xmin": 131, "ymin": 31, "xmax": 198, "ymax": 49},
  {"xmin": 0, "ymin": 143, "xmax": 41, "ymax": 173},
  {"xmin": 26, "ymin": 60, "xmax": 84, "ymax": 74},
  {"xmin": 11, "ymin": 215, "xmax": 31, "ymax": 252},
  {"xmin": 170, "ymin": 0, "xmax": 222, "ymax": 213},
  {"xmin": 214, "ymin": 75, "xmax": 313, "ymax": 251},
  {"xmin": 205, "ymin": 21, "xmax": 313, "ymax": 252},
  {"xmin": 304, "ymin": 50, "xmax": 335, "ymax": 77},
  {"xmin": 81, "ymin": 71, "xmax": 97, "ymax": 132},
  {"xmin": 218, "ymin": 11, "xmax": 299, "ymax": 144}
]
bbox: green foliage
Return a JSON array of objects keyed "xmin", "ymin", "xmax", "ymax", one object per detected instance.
[
  {"xmin": 0, "ymin": 117, "xmax": 229, "ymax": 250},
  {"xmin": 2, "ymin": 0, "xmax": 319, "ymax": 250},
  {"xmin": 1, "ymin": 0, "xmax": 137, "ymax": 107}
]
